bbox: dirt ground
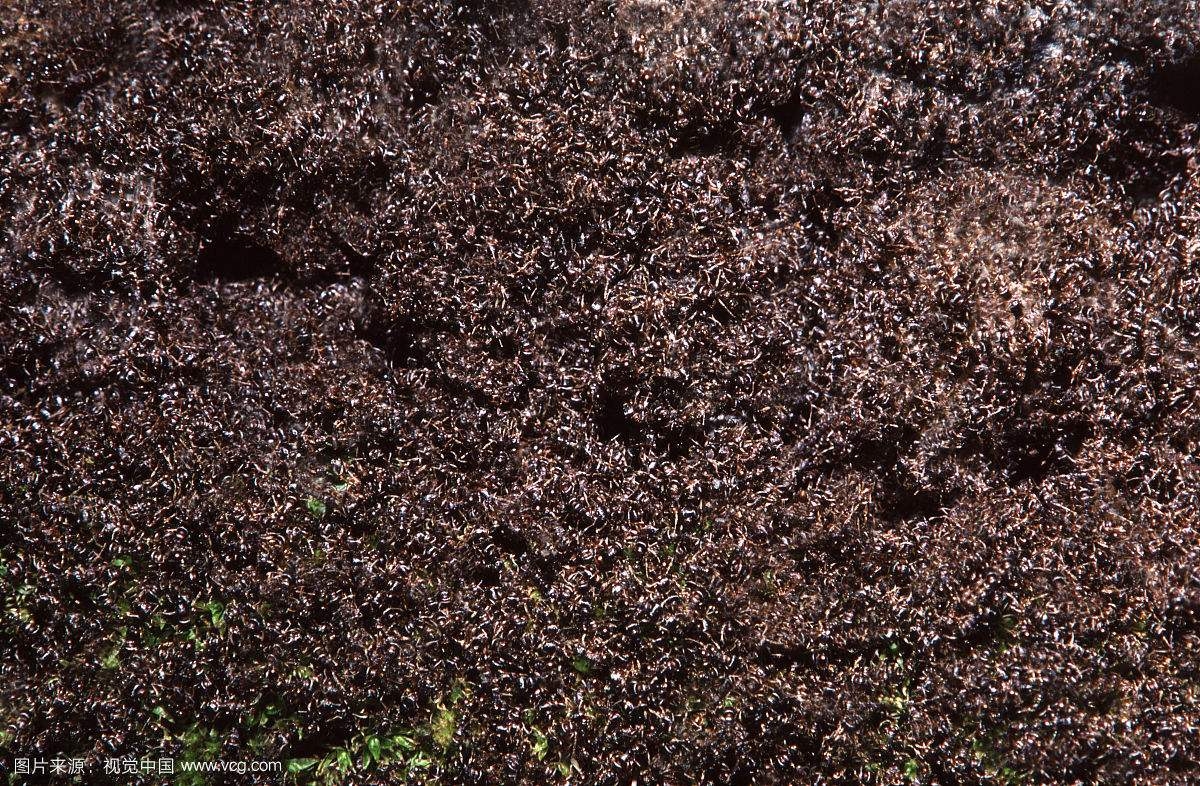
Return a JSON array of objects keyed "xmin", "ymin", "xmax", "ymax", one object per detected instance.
[{"xmin": 3, "ymin": 1, "xmax": 1200, "ymax": 783}]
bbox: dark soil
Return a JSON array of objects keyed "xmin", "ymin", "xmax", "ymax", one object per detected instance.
[{"xmin": 2, "ymin": 1, "xmax": 1199, "ymax": 783}]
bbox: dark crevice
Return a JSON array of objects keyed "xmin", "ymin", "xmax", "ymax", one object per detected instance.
[
  {"xmin": 877, "ymin": 60, "xmax": 993, "ymax": 106},
  {"xmin": 1168, "ymin": 752, "xmax": 1200, "ymax": 773},
  {"xmin": 1150, "ymin": 57, "xmax": 1200, "ymax": 119},
  {"xmin": 691, "ymin": 295, "xmax": 739, "ymax": 326},
  {"xmin": 48, "ymin": 271, "xmax": 96, "ymax": 299},
  {"xmin": 999, "ymin": 418, "xmax": 1089, "ymax": 486},
  {"xmin": 592, "ymin": 380, "xmax": 702, "ymax": 458},
  {"xmin": 0, "ymin": 340, "xmax": 65, "ymax": 395},
  {"xmin": 670, "ymin": 123, "xmax": 737, "ymax": 158},
  {"xmin": 801, "ymin": 183, "xmax": 846, "ymax": 248},
  {"xmin": 406, "ymin": 73, "xmax": 443, "ymax": 113},
  {"xmin": 1100, "ymin": 140, "xmax": 1188, "ymax": 204},
  {"xmin": 491, "ymin": 524, "xmax": 530, "ymax": 556},
  {"xmin": 383, "ymin": 332, "xmax": 430, "ymax": 369},
  {"xmin": 1163, "ymin": 593, "xmax": 1200, "ymax": 640},
  {"xmin": 283, "ymin": 722, "xmax": 359, "ymax": 760},
  {"xmin": 362, "ymin": 315, "xmax": 441, "ymax": 370},
  {"xmin": 756, "ymin": 634, "xmax": 911, "ymax": 671},
  {"xmin": 329, "ymin": 235, "xmax": 377, "ymax": 278},
  {"xmin": 956, "ymin": 606, "xmax": 1019, "ymax": 652},
  {"xmin": 780, "ymin": 394, "xmax": 822, "ymax": 446},
  {"xmin": 876, "ymin": 483, "xmax": 959, "ymax": 522},
  {"xmin": 768, "ymin": 93, "xmax": 806, "ymax": 142},
  {"xmin": 487, "ymin": 332, "xmax": 518, "ymax": 361},
  {"xmin": 195, "ymin": 236, "xmax": 285, "ymax": 282},
  {"xmin": 649, "ymin": 420, "xmax": 704, "ymax": 460},
  {"xmin": 915, "ymin": 120, "xmax": 949, "ymax": 170},
  {"xmin": 847, "ymin": 426, "xmax": 916, "ymax": 474},
  {"xmin": 595, "ymin": 387, "xmax": 637, "ymax": 443},
  {"xmin": 437, "ymin": 373, "xmax": 496, "ymax": 410},
  {"xmin": 470, "ymin": 562, "xmax": 502, "ymax": 587}
]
